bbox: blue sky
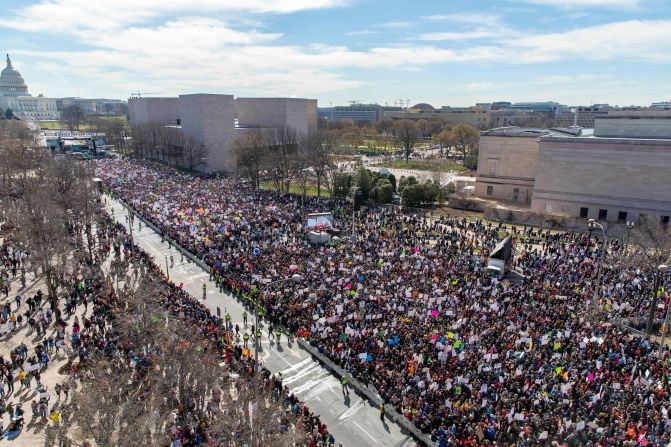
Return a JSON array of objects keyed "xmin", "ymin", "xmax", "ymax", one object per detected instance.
[{"xmin": 1, "ymin": 0, "xmax": 670, "ymax": 107}]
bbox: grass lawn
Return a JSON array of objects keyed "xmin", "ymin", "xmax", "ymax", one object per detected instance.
[
  {"xmin": 260, "ymin": 182, "xmax": 329, "ymax": 197},
  {"xmin": 38, "ymin": 121, "xmax": 99, "ymax": 131},
  {"xmin": 38, "ymin": 116, "xmax": 127, "ymax": 131},
  {"xmin": 375, "ymin": 159, "xmax": 467, "ymax": 173}
]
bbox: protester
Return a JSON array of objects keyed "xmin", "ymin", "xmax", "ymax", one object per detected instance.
[{"xmin": 96, "ymin": 158, "xmax": 671, "ymax": 446}]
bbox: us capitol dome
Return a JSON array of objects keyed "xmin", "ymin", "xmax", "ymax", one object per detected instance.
[{"xmin": 0, "ymin": 54, "xmax": 30, "ymax": 97}]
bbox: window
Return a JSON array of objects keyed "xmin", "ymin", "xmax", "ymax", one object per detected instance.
[
  {"xmin": 580, "ymin": 207, "xmax": 589, "ymax": 218},
  {"xmin": 618, "ymin": 211, "xmax": 627, "ymax": 222},
  {"xmin": 487, "ymin": 159, "xmax": 498, "ymax": 175},
  {"xmin": 598, "ymin": 209, "xmax": 608, "ymax": 220},
  {"xmin": 662, "ymin": 216, "xmax": 670, "ymax": 226},
  {"xmin": 512, "ymin": 188, "xmax": 519, "ymax": 201},
  {"xmin": 176, "ymin": 119, "xmax": 181, "ymax": 125},
  {"xmin": 486, "ymin": 186, "xmax": 493, "ymax": 196}
]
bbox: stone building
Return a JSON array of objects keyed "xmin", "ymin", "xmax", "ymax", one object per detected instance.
[
  {"xmin": 475, "ymin": 112, "xmax": 671, "ymax": 225},
  {"xmin": 128, "ymin": 94, "xmax": 317, "ymax": 172},
  {"xmin": 0, "ymin": 54, "xmax": 59, "ymax": 120},
  {"xmin": 384, "ymin": 105, "xmax": 491, "ymax": 129},
  {"xmin": 0, "ymin": 54, "xmax": 126, "ymax": 120},
  {"xmin": 474, "ymin": 128, "xmax": 552, "ymax": 204}
]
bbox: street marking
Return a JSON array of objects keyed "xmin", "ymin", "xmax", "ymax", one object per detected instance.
[
  {"xmin": 282, "ymin": 364, "xmax": 322, "ymax": 385},
  {"xmin": 338, "ymin": 399, "xmax": 365, "ymax": 420},
  {"xmin": 290, "ymin": 372, "xmax": 331, "ymax": 394},
  {"xmin": 354, "ymin": 421, "xmax": 379, "ymax": 444},
  {"xmin": 280, "ymin": 357, "xmax": 313, "ymax": 375}
]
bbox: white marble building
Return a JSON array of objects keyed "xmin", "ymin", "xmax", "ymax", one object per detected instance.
[{"xmin": 0, "ymin": 54, "xmax": 59, "ymax": 120}]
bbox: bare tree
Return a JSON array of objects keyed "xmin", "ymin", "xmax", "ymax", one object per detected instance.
[
  {"xmin": 234, "ymin": 129, "xmax": 266, "ymax": 189},
  {"xmin": 264, "ymin": 127, "xmax": 299, "ymax": 193},
  {"xmin": 629, "ymin": 221, "xmax": 671, "ymax": 333},
  {"xmin": 450, "ymin": 124, "xmax": 480, "ymax": 169},
  {"xmin": 61, "ymin": 105, "xmax": 85, "ymax": 131},
  {"xmin": 309, "ymin": 128, "xmax": 337, "ymax": 197},
  {"xmin": 392, "ymin": 119, "xmax": 420, "ymax": 162},
  {"xmin": 181, "ymin": 134, "xmax": 208, "ymax": 170}
]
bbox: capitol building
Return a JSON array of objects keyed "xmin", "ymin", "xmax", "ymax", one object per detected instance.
[
  {"xmin": 0, "ymin": 54, "xmax": 60, "ymax": 120},
  {"xmin": 0, "ymin": 54, "xmax": 126, "ymax": 121}
]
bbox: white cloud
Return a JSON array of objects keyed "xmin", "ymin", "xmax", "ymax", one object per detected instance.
[
  {"xmin": 379, "ymin": 21, "xmax": 412, "ymax": 28},
  {"xmin": 0, "ymin": 0, "xmax": 351, "ymax": 33},
  {"xmin": 4, "ymin": 0, "xmax": 671, "ymax": 101},
  {"xmin": 423, "ymin": 14, "xmax": 503, "ymax": 27},
  {"xmin": 344, "ymin": 30, "xmax": 379, "ymax": 36},
  {"xmin": 510, "ymin": 20, "xmax": 671, "ymax": 62},
  {"xmin": 418, "ymin": 27, "xmax": 514, "ymax": 41},
  {"xmin": 513, "ymin": 0, "xmax": 641, "ymax": 8}
]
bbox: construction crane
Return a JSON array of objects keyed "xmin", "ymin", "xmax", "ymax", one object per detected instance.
[{"xmin": 130, "ymin": 91, "xmax": 164, "ymax": 98}]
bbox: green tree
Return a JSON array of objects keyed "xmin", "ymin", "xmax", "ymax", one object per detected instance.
[
  {"xmin": 371, "ymin": 179, "xmax": 393, "ymax": 203},
  {"xmin": 355, "ymin": 165, "xmax": 372, "ymax": 200},
  {"xmin": 332, "ymin": 173, "xmax": 352, "ymax": 198},
  {"xmin": 397, "ymin": 175, "xmax": 418, "ymax": 194},
  {"xmin": 4, "ymin": 108, "xmax": 14, "ymax": 120}
]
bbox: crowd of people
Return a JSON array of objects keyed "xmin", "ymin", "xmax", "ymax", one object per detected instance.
[
  {"xmin": 1, "ymin": 195, "xmax": 328, "ymax": 446},
  {"xmin": 96, "ymin": 158, "xmax": 671, "ymax": 446}
]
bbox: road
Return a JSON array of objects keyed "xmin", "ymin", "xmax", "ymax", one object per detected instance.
[{"xmin": 105, "ymin": 197, "xmax": 416, "ymax": 447}]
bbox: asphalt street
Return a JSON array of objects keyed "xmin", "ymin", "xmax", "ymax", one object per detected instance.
[{"xmin": 105, "ymin": 197, "xmax": 417, "ymax": 447}]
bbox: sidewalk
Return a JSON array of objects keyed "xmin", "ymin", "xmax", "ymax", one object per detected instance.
[{"xmin": 105, "ymin": 197, "xmax": 417, "ymax": 447}]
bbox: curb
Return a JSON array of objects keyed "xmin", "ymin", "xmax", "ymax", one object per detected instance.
[{"xmin": 111, "ymin": 194, "xmax": 433, "ymax": 446}]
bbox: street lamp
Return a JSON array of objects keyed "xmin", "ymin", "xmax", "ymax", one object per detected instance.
[
  {"xmin": 647, "ymin": 264, "xmax": 670, "ymax": 335},
  {"xmin": 624, "ymin": 221, "xmax": 635, "ymax": 255},
  {"xmin": 588, "ymin": 219, "xmax": 607, "ymax": 315}
]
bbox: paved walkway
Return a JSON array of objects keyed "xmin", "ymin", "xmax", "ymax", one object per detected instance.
[{"xmin": 105, "ymin": 197, "xmax": 416, "ymax": 447}]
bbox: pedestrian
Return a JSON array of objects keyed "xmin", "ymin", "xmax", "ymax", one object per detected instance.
[
  {"xmin": 242, "ymin": 312, "xmax": 248, "ymax": 328},
  {"xmin": 341, "ymin": 377, "xmax": 349, "ymax": 397},
  {"xmin": 380, "ymin": 403, "xmax": 385, "ymax": 421}
]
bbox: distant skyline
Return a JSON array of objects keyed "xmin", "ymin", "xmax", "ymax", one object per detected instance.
[{"xmin": 1, "ymin": 0, "xmax": 670, "ymax": 107}]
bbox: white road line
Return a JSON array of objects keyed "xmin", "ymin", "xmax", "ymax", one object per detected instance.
[
  {"xmin": 338, "ymin": 398, "xmax": 365, "ymax": 421},
  {"xmin": 280, "ymin": 357, "xmax": 313, "ymax": 375},
  {"xmin": 354, "ymin": 421, "xmax": 379, "ymax": 444},
  {"xmin": 282, "ymin": 363, "xmax": 322, "ymax": 385}
]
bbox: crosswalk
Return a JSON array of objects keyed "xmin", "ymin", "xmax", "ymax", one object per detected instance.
[{"xmin": 106, "ymin": 199, "xmax": 417, "ymax": 447}]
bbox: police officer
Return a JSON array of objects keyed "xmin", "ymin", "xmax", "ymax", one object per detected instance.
[
  {"xmin": 243, "ymin": 332, "xmax": 249, "ymax": 348},
  {"xmin": 242, "ymin": 312, "xmax": 248, "ymax": 327},
  {"xmin": 341, "ymin": 376, "xmax": 349, "ymax": 397}
]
